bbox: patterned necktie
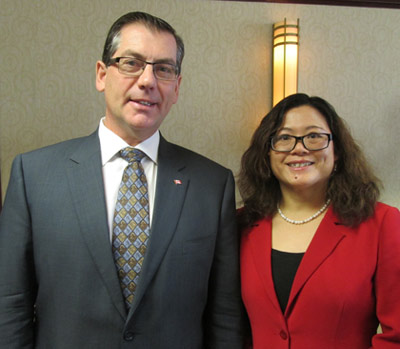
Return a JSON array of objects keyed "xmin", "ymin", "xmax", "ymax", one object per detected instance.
[{"xmin": 112, "ymin": 147, "xmax": 150, "ymax": 309}]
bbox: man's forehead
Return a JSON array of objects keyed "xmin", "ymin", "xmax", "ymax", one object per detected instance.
[{"xmin": 117, "ymin": 24, "xmax": 177, "ymax": 59}]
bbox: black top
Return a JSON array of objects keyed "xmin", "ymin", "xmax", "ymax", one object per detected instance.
[{"xmin": 271, "ymin": 249, "xmax": 304, "ymax": 313}]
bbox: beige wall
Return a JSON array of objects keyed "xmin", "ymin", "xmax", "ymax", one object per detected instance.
[{"xmin": 1, "ymin": 0, "xmax": 399, "ymax": 208}]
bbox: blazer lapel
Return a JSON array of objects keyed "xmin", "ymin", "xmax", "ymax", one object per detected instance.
[
  {"xmin": 286, "ymin": 208, "xmax": 345, "ymax": 315},
  {"xmin": 128, "ymin": 137, "xmax": 188, "ymax": 315},
  {"xmin": 248, "ymin": 219, "xmax": 283, "ymax": 314},
  {"xmin": 66, "ymin": 131, "xmax": 126, "ymax": 319}
]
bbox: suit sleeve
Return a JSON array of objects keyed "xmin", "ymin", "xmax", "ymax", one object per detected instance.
[
  {"xmin": 0, "ymin": 155, "xmax": 36, "ymax": 348},
  {"xmin": 203, "ymin": 170, "xmax": 245, "ymax": 349},
  {"xmin": 371, "ymin": 206, "xmax": 400, "ymax": 348}
]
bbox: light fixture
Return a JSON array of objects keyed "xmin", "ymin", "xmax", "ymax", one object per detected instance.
[{"xmin": 272, "ymin": 18, "xmax": 300, "ymax": 106}]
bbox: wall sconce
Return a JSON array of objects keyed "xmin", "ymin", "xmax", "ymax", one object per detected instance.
[{"xmin": 272, "ymin": 18, "xmax": 300, "ymax": 106}]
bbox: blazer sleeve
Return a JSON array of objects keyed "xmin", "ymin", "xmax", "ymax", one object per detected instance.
[
  {"xmin": 203, "ymin": 170, "xmax": 245, "ymax": 349},
  {"xmin": 371, "ymin": 205, "xmax": 400, "ymax": 348},
  {"xmin": 0, "ymin": 155, "xmax": 36, "ymax": 348}
]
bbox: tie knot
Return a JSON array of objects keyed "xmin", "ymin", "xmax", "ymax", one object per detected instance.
[{"xmin": 120, "ymin": 147, "xmax": 146, "ymax": 163}]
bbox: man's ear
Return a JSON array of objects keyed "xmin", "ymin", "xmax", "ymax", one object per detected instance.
[
  {"xmin": 95, "ymin": 61, "xmax": 107, "ymax": 92},
  {"xmin": 172, "ymin": 74, "xmax": 182, "ymax": 105}
]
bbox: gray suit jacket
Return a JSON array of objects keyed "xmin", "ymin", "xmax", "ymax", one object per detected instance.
[{"xmin": 0, "ymin": 131, "xmax": 243, "ymax": 348}]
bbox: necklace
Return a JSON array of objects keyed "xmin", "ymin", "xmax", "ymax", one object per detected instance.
[{"xmin": 277, "ymin": 199, "xmax": 331, "ymax": 225}]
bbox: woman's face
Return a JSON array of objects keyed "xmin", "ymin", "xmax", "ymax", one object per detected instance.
[{"xmin": 269, "ymin": 105, "xmax": 336, "ymax": 194}]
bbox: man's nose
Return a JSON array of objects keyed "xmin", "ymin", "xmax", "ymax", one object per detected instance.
[{"xmin": 137, "ymin": 64, "xmax": 157, "ymax": 88}]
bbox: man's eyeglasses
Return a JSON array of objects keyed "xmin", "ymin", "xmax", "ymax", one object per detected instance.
[
  {"xmin": 108, "ymin": 56, "xmax": 179, "ymax": 81},
  {"xmin": 270, "ymin": 132, "xmax": 333, "ymax": 152}
]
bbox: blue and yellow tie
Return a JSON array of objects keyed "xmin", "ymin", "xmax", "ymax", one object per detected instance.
[{"xmin": 112, "ymin": 147, "xmax": 150, "ymax": 309}]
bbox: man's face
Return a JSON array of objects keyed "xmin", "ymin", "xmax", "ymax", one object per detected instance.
[{"xmin": 96, "ymin": 23, "xmax": 182, "ymax": 145}]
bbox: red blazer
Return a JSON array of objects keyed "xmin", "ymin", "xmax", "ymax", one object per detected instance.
[{"xmin": 241, "ymin": 203, "xmax": 400, "ymax": 349}]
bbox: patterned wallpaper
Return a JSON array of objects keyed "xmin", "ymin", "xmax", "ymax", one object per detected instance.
[{"xmin": 1, "ymin": 0, "xmax": 399, "ymax": 208}]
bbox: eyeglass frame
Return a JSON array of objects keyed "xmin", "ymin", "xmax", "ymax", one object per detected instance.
[
  {"xmin": 270, "ymin": 132, "xmax": 333, "ymax": 152},
  {"xmin": 107, "ymin": 56, "xmax": 180, "ymax": 81}
]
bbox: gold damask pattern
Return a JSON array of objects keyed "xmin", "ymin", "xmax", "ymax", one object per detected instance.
[{"xmin": 0, "ymin": 0, "xmax": 399, "ymax": 208}]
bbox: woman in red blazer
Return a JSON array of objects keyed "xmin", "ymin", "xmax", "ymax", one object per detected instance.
[{"xmin": 238, "ymin": 93, "xmax": 400, "ymax": 348}]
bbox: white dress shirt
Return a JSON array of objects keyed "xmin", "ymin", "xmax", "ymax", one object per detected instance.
[{"xmin": 98, "ymin": 118, "xmax": 159, "ymax": 240}]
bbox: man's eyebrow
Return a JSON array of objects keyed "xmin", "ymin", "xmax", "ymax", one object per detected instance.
[{"xmin": 119, "ymin": 50, "xmax": 176, "ymax": 65}]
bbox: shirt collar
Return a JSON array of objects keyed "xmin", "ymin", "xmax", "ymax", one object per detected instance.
[{"xmin": 98, "ymin": 117, "xmax": 159, "ymax": 166}]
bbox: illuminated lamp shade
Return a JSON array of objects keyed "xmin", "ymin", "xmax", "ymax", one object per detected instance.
[{"xmin": 272, "ymin": 18, "xmax": 300, "ymax": 106}]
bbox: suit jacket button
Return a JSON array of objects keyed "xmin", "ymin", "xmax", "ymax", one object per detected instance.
[
  {"xmin": 279, "ymin": 330, "xmax": 288, "ymax": 340},
  {"xmin": 124, "ymin": 331, "xmax": 134, "ymax": 341}
]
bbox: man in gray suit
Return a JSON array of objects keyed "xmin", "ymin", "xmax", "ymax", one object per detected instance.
[{"xmin": 0, "ymin": 12, "xmax": 243, "ymax": 348}]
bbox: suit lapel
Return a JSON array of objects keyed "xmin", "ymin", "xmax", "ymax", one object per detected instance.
[
  {"xmin": 286, "ymin": 208, "xmax": 345, "ymax": 315},
  {"xmin": 66, "ymin": 131, "xmax": 126, "ymax": 319},
  {"xmin": 128, "ymin": 137, "xmax": 188, "ymax": 315}
]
